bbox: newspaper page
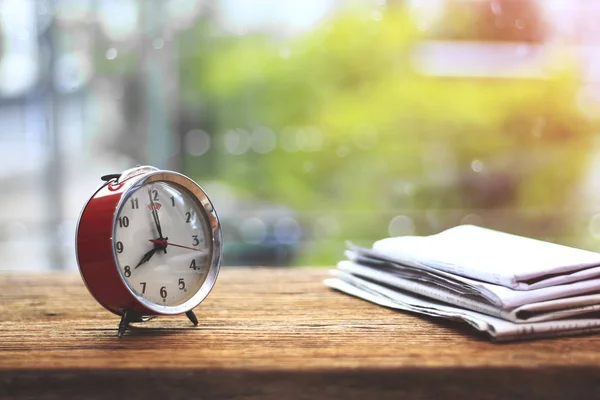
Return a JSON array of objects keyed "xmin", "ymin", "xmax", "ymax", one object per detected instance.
[
  {"xmin": 337, "ymin": 261, "xmax": 600, "ymax": 323},
  {"xmin": 325, "ymin": 272, "xmax": 600, "ymax": 342},
  {"xmin": 372, "ymin": 225, "xmax": 600, "ymax": 290},
  {"xmin": 346, "ymin": 247, "xmax": 600, "ymax": 309}
]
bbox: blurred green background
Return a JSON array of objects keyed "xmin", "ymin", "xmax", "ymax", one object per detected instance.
[
  {"xmin": 2, "ymin": 0, "xmax": 600, "ymax": 270},
  {"xmin": 180, "ymin": 0, "xmax": 598, "ymax": 265}
]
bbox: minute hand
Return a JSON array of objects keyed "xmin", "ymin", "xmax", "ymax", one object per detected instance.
[{"xmin": 148, "ymin": 189, "xmax": 165, "ymax": 239}]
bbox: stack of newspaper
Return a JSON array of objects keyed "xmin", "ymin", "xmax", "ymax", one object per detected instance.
[{"xmin": 325, "ymin": 225, "xmax": 600, "ymax": 341}]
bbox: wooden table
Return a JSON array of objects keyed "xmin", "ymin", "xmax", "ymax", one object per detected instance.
[{"xmin": 2, "ymin": 268, "xmax": 600, "ymax": 399}]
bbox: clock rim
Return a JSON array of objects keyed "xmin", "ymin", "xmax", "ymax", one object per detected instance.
[{"xmin": 111, "ymin": 170, "xmax": 222, "ymax": 315}]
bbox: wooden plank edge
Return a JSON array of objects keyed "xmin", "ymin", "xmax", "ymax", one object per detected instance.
[{"xmin": 1, "ymin": 367, "xmax": 600, "ymax": 400}]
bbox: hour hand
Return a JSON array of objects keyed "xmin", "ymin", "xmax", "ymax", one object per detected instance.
[{"xmin": 134, "ymin": 248, "xmax": 156, "ymax": 269}]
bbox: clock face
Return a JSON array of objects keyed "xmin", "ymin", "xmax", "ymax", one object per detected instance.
[{"xmin": 113, "ymin": 181, "xmax": 212, "ymax": 307}]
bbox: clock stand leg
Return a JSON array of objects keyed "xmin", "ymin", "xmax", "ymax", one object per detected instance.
[
  {"xmin": 186, "ymin": 310, "xmax": 199, "ymax": 326},
  {"xmin": 117, "ymin": 309, "xmax": 140, "ymax": 338}
]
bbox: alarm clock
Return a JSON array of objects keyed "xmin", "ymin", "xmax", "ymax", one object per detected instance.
[{"xmin": 75, "ymin": 165, "xmax": 222, "ymax": 337}]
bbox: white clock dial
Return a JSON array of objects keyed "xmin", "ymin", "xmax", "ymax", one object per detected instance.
[{"xmin": 113, "ymin": 181, "xmax": 212, "ymax": 306}]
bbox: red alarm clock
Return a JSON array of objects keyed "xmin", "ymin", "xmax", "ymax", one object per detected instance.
[{"xmin": 76, "ymin": 166, "xmax": 222, "ymax": 337}]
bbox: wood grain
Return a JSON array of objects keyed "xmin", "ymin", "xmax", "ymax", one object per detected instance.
[{"xmin": 2, "ymin": 268, "xmax": 600, "ymax": 399}]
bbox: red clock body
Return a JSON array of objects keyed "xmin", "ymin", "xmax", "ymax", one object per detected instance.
[{"xmin": 76, "ymin": 173, "xmax": 158, "ymax": 316}]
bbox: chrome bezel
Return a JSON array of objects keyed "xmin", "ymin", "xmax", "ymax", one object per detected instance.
[{"xmin": 111, "ymin": 169, "xmax": 222, "ymax": 315}]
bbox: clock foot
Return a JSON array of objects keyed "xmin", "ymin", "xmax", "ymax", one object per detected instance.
[
  {"xmin": 117, "ymin": 309, "xmax": 140, "ymax": 338},
  {"xmin": 186, "ymin": 310, "xmax": 199, "ymax": 326}
]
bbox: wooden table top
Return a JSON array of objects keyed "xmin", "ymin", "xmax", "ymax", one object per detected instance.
[{"xmin": 2, "ymin": 268, "xmax": 600, "ymax": 399}]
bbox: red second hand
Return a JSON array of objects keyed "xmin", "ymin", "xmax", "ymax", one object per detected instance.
[{"xmin": 149, "ymin": 239, "xmax": 204, "ymax": 252}]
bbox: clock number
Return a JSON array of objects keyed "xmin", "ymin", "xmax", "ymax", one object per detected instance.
[
  {"xmin": 160, "ymin": 286, "xmax": 167, "ymax": 299},
  {"xmin": 189, "ymin": 259, "xmax": 198, "ymax": 270},
  {"xmin": 178, "ymin": 278, "xmax": 186, "ymax": 290},
  {"xmin": 170, "ymin": 196, "xmax": 175, "ymax": 207},
  {"xmin": 192, "ymin": 235, "xmax": 199, "ymax": 246},
  {"xmin": 116, "ymin": 241, "xmax": 124, "ymax": 253},
  {"xmin": 123, "ymin": 265, "xmax": 131, "ymax": 277},
  {"xmin": 130, "ymin": 198, "xmax": 139, "ymax": 209},
  {"xmin": 118, "ymin": 216, "xmax": 129, "ymax": 228},
  {"xmin": 140, "ymin": 282, "xmax": 146, "ymax": 294},
  {"xmin": 185, "ymin": 212, "xmax": 193, "ymax": 223},
  {"xmin": 152, "ymin": 189, "xmax": 159, "ymax": 201}
]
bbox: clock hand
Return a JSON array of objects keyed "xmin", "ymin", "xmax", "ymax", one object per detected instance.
[
  {"xmin": 148, "ymin": 189, "xmax": 167, "ymax": 253},
  {"xmin": 148, "ymin": 189, "xmax": 163, "ymax": 237},
  {"xmin": 134, "ymin": 237, "xmax": 170, "ymax": 269},
  {"xmin": 134, "ymin": 248, "xmax": 157, "ymax": 269},
  {"xmin": 149, "ymin": 239, "xmax": 204, "ymax": 252}
]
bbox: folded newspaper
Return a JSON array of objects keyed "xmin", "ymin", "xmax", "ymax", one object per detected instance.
[{"xmin": 324, "ymin": 225, "xmax": 600, "ymax": 342}]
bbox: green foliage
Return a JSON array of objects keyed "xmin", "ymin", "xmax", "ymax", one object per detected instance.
[{"xmin": 180, "ymin": 5, "xmax": 595, "ymax": 264}]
